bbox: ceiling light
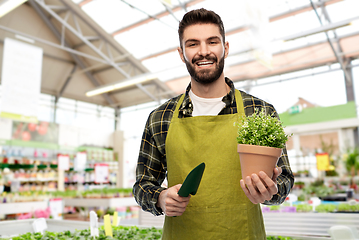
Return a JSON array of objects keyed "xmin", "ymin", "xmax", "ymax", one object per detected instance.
[
  {"xmin": 86, "ymin": 73, "xmax": 157, "ymax": 97},
  {"xmin": 0, "ymin": 0, "xmax": 28, "ymax": 18}
]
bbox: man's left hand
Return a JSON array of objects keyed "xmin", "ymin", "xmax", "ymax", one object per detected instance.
[{"xmin": 239, "ymin": 167, "xmax": 282, "ymax": 204}]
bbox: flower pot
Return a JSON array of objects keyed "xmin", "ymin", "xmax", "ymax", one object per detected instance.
[{"xmin": 237, "ymin": 144, "xmax": 282, "ymax": 179}]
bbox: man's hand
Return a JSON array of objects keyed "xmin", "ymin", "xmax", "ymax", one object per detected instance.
[
  {"xmin": 156, "ymin": 184, "xmax": 191, "ymax": 216},
  {"xmin": 240, "ymin": 167, "xmax": 282, "ymax": 204}
]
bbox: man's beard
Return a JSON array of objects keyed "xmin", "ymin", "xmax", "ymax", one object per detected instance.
[{"xmin": 184, "ymin": 54, "xmax": 225, "ymax": 85}]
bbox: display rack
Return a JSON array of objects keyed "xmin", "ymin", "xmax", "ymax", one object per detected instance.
[
  {"xmin": 0, "ymin": 219, "xmax": 97, "ymax": 237},
  {"xmin": 63, "ymin": 197, "xmax": 136, "ymax": 208},
  {"xmin": 0, "ymin": 201, "xmax": 48, "ymax": 215}
]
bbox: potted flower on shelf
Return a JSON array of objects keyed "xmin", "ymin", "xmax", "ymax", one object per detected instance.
[{"xmin": 236, "ymin": 108, "xmax": 292, "ymax": 179}]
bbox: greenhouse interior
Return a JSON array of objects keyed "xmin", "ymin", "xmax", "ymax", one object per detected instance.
[{"xmin": 1, "ymin": 0, "xmax": 359, "ymax": 239}]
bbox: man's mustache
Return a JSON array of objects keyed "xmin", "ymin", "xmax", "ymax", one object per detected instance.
[{"xmin": 192, "ymin": 55, "xmax": 217, "ymax": 64}]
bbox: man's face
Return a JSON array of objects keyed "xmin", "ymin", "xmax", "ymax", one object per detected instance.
[{"xmin": 178, "ymin": 23, "xmax": 229, "ymax": 84}]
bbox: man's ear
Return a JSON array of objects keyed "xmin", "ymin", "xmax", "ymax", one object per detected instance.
[
  {"xmin": 177, "ymin": 47, "xmax": 185, "ymax": 63},
  {"xmin": 224, "ymin": 41, "xmax": 229, "ymax": 59}
]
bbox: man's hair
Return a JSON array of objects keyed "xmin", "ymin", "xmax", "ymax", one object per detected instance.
[{"xmin": 178, "ymin": 8, "xmax": 225, "ymax": 48}]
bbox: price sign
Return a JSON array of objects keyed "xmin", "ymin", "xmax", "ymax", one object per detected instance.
[
  {"xmin": 49, "ymin": 198, "xmax": 63, "ymax": 220},
  {"xmin": 316, "ymin": 153, "xmax": 329, "ymax": 171},
  {"xmin": 94, "ymin": 163, "xmax": 109, "ymax": 184},
  {"xmin": 74, "ymin": 152, "xmax": 87, "ymax": 171},
  {"xmin": 58, "ymin": 154, "xmax": 70, "ymax": 171}
]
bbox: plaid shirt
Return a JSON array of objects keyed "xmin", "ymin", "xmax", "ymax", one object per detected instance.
[{"xmin": 133, "ymin": 78, "xmax": 294, "ymax": 216}]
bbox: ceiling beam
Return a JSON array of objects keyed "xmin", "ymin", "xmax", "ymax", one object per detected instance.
[
  {"xmin": 139, "ymin": 0, "xmax": 344, "ymax": 62},
  {"xmin": 0, "ymin": 24, "xmax": 109, "ymax": 64},
  {"xmin": 318, "ymin": 0, "xmax": 354, "ymax": 102},
  {"xmin": 58, "ymin": 0, "xmax": 160, "ymax": 100},
  {"xmin": 36, "ymin": 0, "xmax": 131, "ymax": 78},
  {"xmin": 0, "ymin": 38, "xmax": 74, "ymax": 64},
  {"xmin": 110, "ymin": 0, "xmax": 204, "ymax": 36},
  {"xmin": 277, "ymin": 16, "xmax": 359, "ymax": 42},
  {"xmin": 28, "ymin": 0, "xmax": 115, "ymax": 106},
  {"xmin": 269, "ymin": 0, "xmax": 343, "ymax": 22},
  {"xmin": 310, "ymin": 0, "xmax": 352, "ymax": 83},
  {"xmin": 55, "ymin": 64, "xmax": 78, "ymax": 103}
]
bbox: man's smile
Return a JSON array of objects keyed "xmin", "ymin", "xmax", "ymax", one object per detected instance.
[{"xmin": 196, "ymin": 60, "xmax": 214, "ymax": 67}]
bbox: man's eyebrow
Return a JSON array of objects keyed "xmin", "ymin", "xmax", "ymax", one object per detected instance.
[
  {"xmin": 184, "ymin": 39, "xmax": 199, "ymax": 44},
  {"xmin": 207, "ymin": 36, "xmax": 221, "ymax": 41},
  {"xmin": 184, "ymin": 36, "xmax": 221, "ymax": 44}
]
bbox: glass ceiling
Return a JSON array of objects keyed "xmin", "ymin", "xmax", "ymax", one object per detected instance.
[{"xmin": 72, "ymin": 0, "xmax": 359, "ymax": 84}]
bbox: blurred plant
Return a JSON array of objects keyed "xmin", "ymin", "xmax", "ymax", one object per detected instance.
[
  {"xmin": 295, "ymin": 204, "xmax": 312, "ymax": 212},
  {"xmin": 293, "ymin": 181, "xmax": 305, "ymax": 189},
  {"xmin": 337, "ymin": 203, "xmax": 359, "ymax": 212},
  {"xmin": 315, "ymin": 204, "xmax": 337, "ymax": 213},
  {"xmin": 301, "ymin": 179, "xmax": 334, "ymax": 200},
  {"xmin": 269, "ymin": 205, "xmax": 280, "ymax": 211},
  {"xmin": 344, "ymin": 148, "xmax": 359, "ymax": 187}
]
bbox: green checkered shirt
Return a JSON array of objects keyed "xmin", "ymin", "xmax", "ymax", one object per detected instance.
[{"xmin": 133, "ymin": 78, "xmax": 294, "ymax": 216}]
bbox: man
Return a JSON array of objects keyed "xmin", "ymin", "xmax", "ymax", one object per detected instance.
[{"xmin": 133, "ymin": 8, "xmax": 294, "ymax": 239}]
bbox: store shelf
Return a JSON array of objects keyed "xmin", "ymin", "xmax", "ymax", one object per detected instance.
[
  {"xmin": 64, "ymin": 197, "xmax": 136, "ymax": 208},
  {"xmin": 263, "ymin": 212, "xmax": 359, "ymax": 239},
  {"xmin": 0, "ymin": 219, "xmax": 98, "ymax": 237},
  {"xmin": 0, "ymin": 201, "xmax": 48, "ymax": 215}
]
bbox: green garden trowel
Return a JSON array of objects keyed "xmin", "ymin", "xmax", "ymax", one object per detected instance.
[{"xmin": 177, "ymin": 162, "xmax": 205, "ymax": 197}]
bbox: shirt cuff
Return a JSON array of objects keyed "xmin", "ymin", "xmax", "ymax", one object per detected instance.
[{"xmin": 150, "ymin": 187, "xmax": 166, "ymax": 216}]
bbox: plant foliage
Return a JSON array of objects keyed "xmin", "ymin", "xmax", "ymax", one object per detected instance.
[
  {"xmin": 0, "ymin": 225, "xmax": 293, "ymax": 240},
  {"xmin": 0, "ymin": 226, "xmax": 162, "ymax": 240},
  {"xmin": 344, "ymin": 148, "xmax": 359, "ymax": 174},
  {"xmin": 237, "ymin": 108, "xmax": 292, "ymax": 149}
]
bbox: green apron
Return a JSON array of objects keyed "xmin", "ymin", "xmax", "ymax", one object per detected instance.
[{"xmin": 162, "ymin": 89, "xmax": 266, "ymax": 240}]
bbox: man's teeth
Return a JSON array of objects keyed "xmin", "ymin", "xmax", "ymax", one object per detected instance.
[{"xmin": 197, "ymin": 61, "xmax": 213, "ymax": 65}]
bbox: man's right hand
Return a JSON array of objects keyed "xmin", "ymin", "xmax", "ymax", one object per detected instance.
[{"xmin": 156, "ymin": 184, "xmax": 191, "ymax": 216}]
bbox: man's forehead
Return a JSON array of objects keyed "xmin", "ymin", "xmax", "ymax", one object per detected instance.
[{"xmin": 183, "ymin": 23, "xmax": 222, "ymax": 39}]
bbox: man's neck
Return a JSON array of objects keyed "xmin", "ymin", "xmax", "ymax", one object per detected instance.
[{"xmin": 190, "ymin": 76, "xmax": 230, "ymax": 98}]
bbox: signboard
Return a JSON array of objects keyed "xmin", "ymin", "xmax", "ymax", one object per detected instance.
[
  {"xmin": 49, "ymin": 198, "xmax": 63, "ymax": 220},
  {"xmin": 0, "ymin": 38, "xmax": 43, "ymax": 122},
  {"xmin": 11, "ymin": 120, "xmax": 59, "ymax": 143},
  {"xmin": 74, "ymin": 151, "xmax": 87, "ymax": 171},
  {"xmin": 58, "ymin": 154, "xmax": 70, "ymax": 171},
  {"xmin": 316, "ymin": 153, "xmax": 330, "ymax": 171},
  {"xmin": 94, "ymin": 163, "xmax": 109, "ymax": 184},
  {"xmin": 288, "ymin": 105, "xmax": 302, "ymax": 114}
]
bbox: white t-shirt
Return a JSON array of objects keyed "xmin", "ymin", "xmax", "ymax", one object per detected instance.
[{"xmin": 189, "ymin": 90, "xmax": 226, "ymax": 117}]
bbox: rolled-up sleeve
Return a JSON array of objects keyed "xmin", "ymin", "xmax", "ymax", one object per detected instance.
[{"xmin": 132, "ymin": 110, "xmax": 168, "ymax": 216}]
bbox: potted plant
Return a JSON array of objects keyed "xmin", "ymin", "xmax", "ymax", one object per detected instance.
[
  {"xmin": 237, "ymin": 108, "xmax": 292, "ymax": 179},
  {"xmin": 344, "ymin": 148, "xmax": 359, "ymax": 189}
]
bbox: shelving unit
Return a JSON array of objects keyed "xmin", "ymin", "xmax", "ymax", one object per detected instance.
[
  {"xmin": 0, "ymin": 219, "xmax": 97, "ymax": 237},
  {"xmin": 0, "ymin": 201, "xmax": 48, "ymax": 215},
  {"xmin": 0, "ymin": 197, "xmax": 137, "ymax": 217},
  {"xmin": 63, "ymin": 197, "xmax": 136, "ymax": 208}
]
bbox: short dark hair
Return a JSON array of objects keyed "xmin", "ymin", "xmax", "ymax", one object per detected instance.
[{"xmin": 178, "ymin": 8, "xmax": 225, "ymax": 48}]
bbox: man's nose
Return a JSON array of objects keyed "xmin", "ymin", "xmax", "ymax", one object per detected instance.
[{"xmin": 198, "ymin": 42, "xmax": 210, "ymax": 56}]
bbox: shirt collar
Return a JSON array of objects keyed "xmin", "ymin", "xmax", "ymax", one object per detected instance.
[{"xmin": 178, "ymin": 77, "xmax": 236, "ymax": 117}]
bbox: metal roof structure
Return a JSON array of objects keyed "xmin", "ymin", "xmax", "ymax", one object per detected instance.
[{"xmin": 0, "ymin": 0, "xmax": 358, "ymax": 110}]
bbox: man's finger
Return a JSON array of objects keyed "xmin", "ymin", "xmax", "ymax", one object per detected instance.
[{"xmin": 240, "ymin": 179, "xmax": 257, "ymax": 204}]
